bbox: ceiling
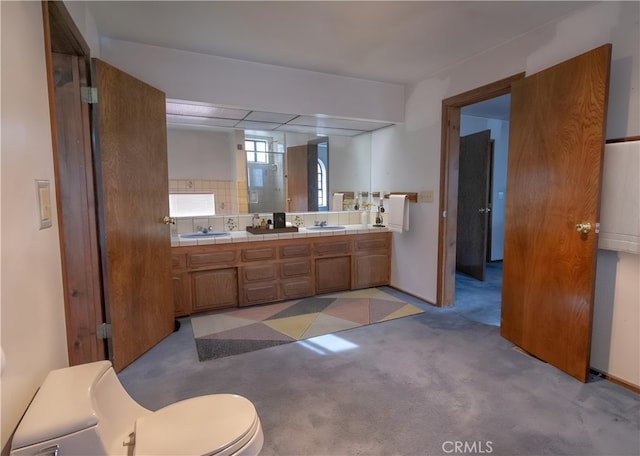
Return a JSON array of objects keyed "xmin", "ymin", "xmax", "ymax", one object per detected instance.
[
  {"xmin": 85, "ymin": 1, "xmax": 587, "ymax": 134},
  {"xmin": 165, "ymin": 100, "xmax": 395, "ymax": 136}
]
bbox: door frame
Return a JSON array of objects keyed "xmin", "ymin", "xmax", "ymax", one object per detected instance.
[
  {"xmin": 436, "ymin": 73, "xmax": 524, "ymax": 307},
  {"xmin": 42, "ymin": 1, "xmax": 106, "ymax": 364}
]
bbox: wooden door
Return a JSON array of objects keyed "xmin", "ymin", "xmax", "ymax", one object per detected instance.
[
  {"xmin": 92, "ymin": 59, "xmax": 174, "ymax": 372},
  {"xmin": 456, "ymin": 130, "xmax": 492, "ymax": 280},
  {"xmin": 286, "ymin": 145, "xmax": 309, "ymax": 211},
  {"xmin": 501, "ymin": 45, "xmax": 611, "ymax": 382}
]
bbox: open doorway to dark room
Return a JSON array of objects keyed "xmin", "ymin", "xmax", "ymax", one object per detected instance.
[{"xmin": 454, "ymin": 94, "xmax": 510, "ymax": 326}]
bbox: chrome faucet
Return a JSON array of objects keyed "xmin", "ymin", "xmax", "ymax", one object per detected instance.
[
  {"xmin": 197, "ymin": 225, "xmax": 214, "ymax": 233},
  {"xmin": 314, "ymin": 220, "xmax": 328, "ymax": 227}
]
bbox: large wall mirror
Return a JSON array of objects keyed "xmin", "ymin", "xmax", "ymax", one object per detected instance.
[{"xmin": 167, "ymin": 125, "xmax": 372, "ymax": 215}]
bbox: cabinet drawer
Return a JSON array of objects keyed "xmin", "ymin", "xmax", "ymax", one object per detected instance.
[
  {"xmin": 189, "ymin": 250, "xmax": 237, "ymax": 269},
  {"xmin": 314, "ymin": 240, "xmax": 351, "ymax": 256},
  {"xmin": 242, "ymin": 263, "xmax": 277, "ymax": 282},
  {"xmin": 241, "ymin": 247, "xmax": 276, "ymax": 262},
  {"xmin": 281, "ymin": 278, "xmax": 314, "ymax": 300},
  {"xmin": 355, "ymin": 236, "xmax": 389, "ymax": 252},
  {"xmin": 242, "ymin": 282, "xmax": 279, "ymax": 306},
  {"xmin": 172, "ymin": 253, "xmax": 186, "ymax": 270},
  {"xmin": 281, "ymin": 259, "xmax": 312, "ymax": 278},
  {"xmin": 280, "ymin": 243, "xmax": 311, "ymax": 258}
]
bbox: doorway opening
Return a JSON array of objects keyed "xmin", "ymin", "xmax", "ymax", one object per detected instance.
[
  {"xmin": 454, "ymin": 95, "xmax": 511, "ymax": 326},
  {"xmin": 436, "ymin": 73, "xmax": 524, "ymax": 313}
]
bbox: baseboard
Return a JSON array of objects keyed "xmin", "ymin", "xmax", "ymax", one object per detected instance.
[
  {"xmin": 590, "ymin": 368, "xmax": 640, "ymax": 394},
  {"xmin": 386, "ymin": 285, "xmax": 436, "ymax": 307}
]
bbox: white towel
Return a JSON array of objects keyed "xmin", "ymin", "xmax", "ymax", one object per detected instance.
[
  {"xmin": 388, "ymin": 194, "xmax": 409, "ymax": 232},
  {"xmin": 332, "ymin": 193, "xmax": 344, "ymax": 211}
]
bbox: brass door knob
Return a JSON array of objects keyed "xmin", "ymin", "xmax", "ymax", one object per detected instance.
[
  {"xmin": 575, "ymin": 222, "xmax": 591, "ymax": 234},
  {"xmin": 163, "ymin": 216, "xmax": 176, "ymax": 225}
]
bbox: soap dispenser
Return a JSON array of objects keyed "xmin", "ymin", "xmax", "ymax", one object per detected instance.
[{"xmin": 361, "ymin": 208, "xmax": 368, "ymax": 226}]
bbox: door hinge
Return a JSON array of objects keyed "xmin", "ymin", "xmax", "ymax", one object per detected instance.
[
  {"xmin": 595, "ymin": 222, "xmax": 600, "ymax": 234},
  {"xmin": 81, "ymin": 86, "xmax": 98, "ymax": 104},
  {"xmin": 97, "ymin": 323, "xmax": 111, "ymax": 339}
]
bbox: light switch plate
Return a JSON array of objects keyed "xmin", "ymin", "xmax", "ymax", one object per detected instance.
[
  {"xmin": 36, "ymin": 179, "xmax": 52, "ymax": 229},
  {"xmin": 419, "ymin": 190, "xmax": 434, "ymax": 203}
]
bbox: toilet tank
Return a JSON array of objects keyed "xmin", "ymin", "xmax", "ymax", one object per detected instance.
[{"xmin": 10, "ymin": 361, "xmax": 150, "ymax": 456}]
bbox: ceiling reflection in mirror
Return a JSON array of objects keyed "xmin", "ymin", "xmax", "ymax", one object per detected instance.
[{"xmin": 166, "ymin": 100, "xmax": 386, "ymax": 214}]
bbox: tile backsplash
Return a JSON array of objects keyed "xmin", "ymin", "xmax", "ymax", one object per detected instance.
[{"xmin": 170, "ymin": 210, "xmax": 368, "ymax": 235}]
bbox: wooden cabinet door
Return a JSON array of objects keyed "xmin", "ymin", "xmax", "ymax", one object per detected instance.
[
  {"xmin": 192, "ymin": 268, "xmax": 238, "ymax": 311},
  {"xmin": 172, "ymin": 272, "xmax": 190, "ymax": 317},
  {"xmin": 354, "ymin": 253, "xmax": 390, "ymax": 289},
  {"xmin": 316, "ymin": 257, "xmax": 351, "ymax": 294}
]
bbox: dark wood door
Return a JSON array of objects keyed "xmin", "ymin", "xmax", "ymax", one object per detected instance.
[
  {"xmin": 286, "ymin": 145, "xmax": 309, "ymax": 212},
  {"xmin": 306, "ymin": 142, "xmax": 319, "ymax": 211},
  {"xmin": 501, "ymin": 45, "xmax": 611, "ymax": 382},
  {"xmin": 456, "ymin": 130, "xmax": 492, "ymax": 281},
  {"xmin": 92, "ymin": 59, "xmax": 174, "ymax": 372}
]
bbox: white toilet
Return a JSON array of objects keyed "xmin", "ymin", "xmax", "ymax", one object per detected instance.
[{"xmin": 10, "ymin": 361, "xmax": 263, "ymax": 456}]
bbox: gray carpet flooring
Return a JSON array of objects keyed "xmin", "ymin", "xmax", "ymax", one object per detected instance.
[
  {"xmin": 118, "ymin": 286, "xmax": 639, "ymax": 456},
  {"xmin": 454, "ymin": 261, "xmax": 503, "ymax": 326}
]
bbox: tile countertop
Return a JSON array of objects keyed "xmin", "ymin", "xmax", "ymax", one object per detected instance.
[{"xmin": 171, "ymin": 225, "xmax": 390, "ymax": 247}]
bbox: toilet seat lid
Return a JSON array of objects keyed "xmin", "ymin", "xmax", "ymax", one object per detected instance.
[{"xmin": 133, "ymin": 394, "xmax": 259, "ymax": 456}]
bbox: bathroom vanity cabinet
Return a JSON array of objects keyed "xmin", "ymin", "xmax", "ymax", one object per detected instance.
[{"xmin": 171, "ymin": 231, "xmax": 391, "ymax": 316}]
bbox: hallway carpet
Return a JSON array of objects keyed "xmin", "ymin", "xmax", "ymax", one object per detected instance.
[
  {"xmin": 192, "ymin": 288, "xmax": 423, "ymax": 361},
  {"xmin": 119, "ymin": 287, "xmax": 640, "ymax": 456}
]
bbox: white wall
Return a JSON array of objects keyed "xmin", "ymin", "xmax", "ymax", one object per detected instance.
[
  {"xmin": 99, "ymin": 38, "xmax": 405, "ymax": 123},
  {"xmin": 460, "ymin": 115, "xmax": 510, "ymax": 261},
  {"xmin": 0, "ymin": 2, "xmax": 69, "ymax": 449},
  {"xmin": 63, "ymin": 1, "xmax": 100, "ymax": 57},
  {"xmin": 167, "ymin": 128, "xmax": 236, "ymax": 180}
]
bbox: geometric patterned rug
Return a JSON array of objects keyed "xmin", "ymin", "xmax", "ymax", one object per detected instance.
[{"xmin": 192, "ymin": 288, "xmax": 424, "ymax": 362}]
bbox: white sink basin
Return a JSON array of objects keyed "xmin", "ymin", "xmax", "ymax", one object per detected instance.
[
  {"xmin": 180, "ymin": 231, "xmax": 230, "ymax": 238},
  {"xmin": 306, "ymin": 225, "xmax": 346, "ymax": 231}
]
